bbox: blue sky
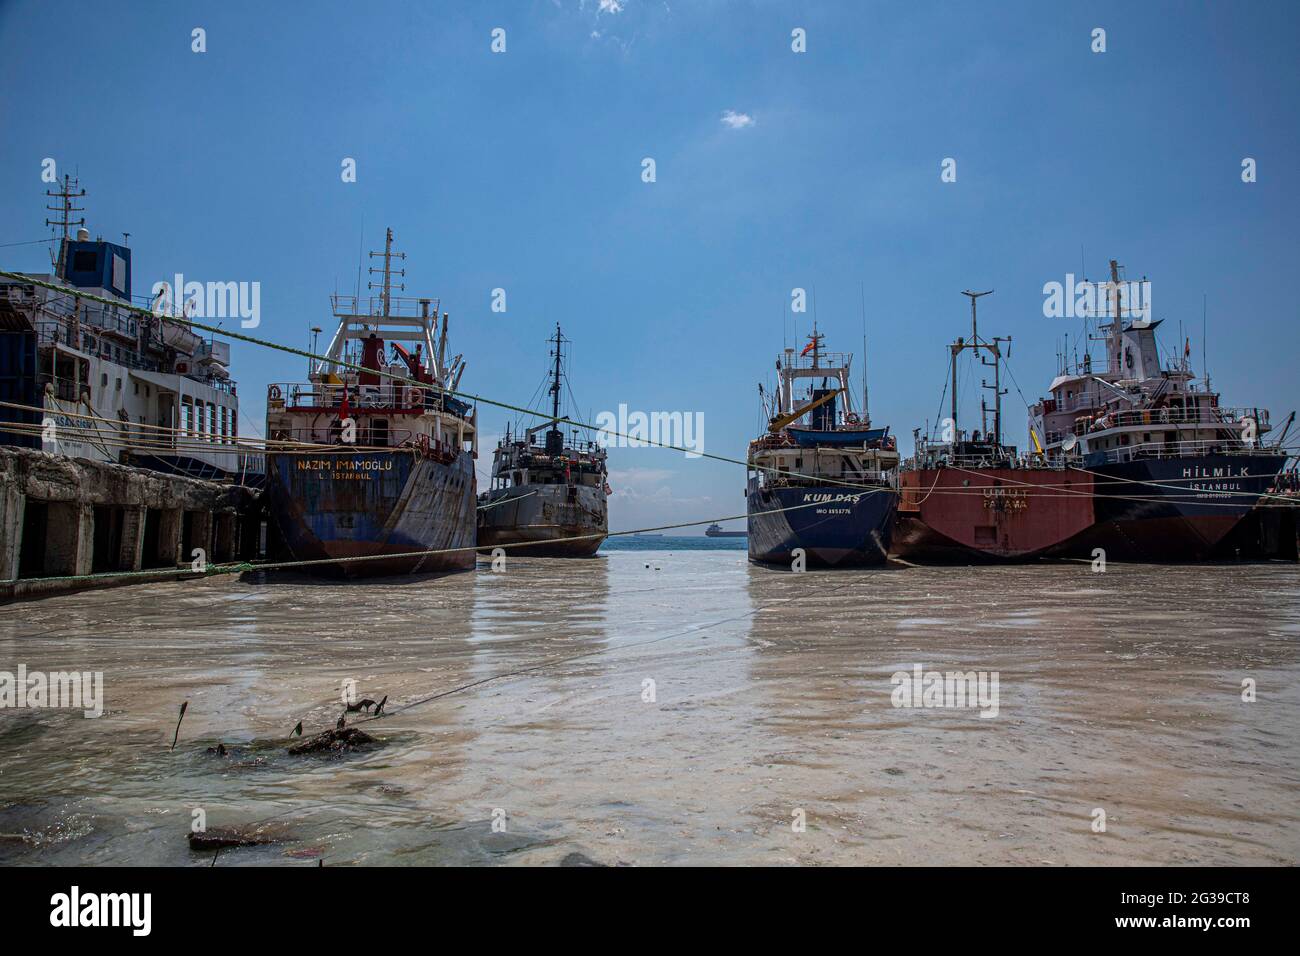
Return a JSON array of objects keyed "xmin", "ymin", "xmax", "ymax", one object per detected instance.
[{"xmin": 2, "ymin": 0, "xmax": 1297, "ymax": 532}]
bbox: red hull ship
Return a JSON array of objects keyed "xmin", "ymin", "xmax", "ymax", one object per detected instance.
[
  {"xmin": 893, "ymin": 290, "xmax": 1095, "ymax": 563},
  {"xmin": 896, "ymin": 459, "xmax": 1094, "ymax": 562}
]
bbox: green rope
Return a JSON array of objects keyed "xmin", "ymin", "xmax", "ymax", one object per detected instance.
[{"xmin": 0, "ymin": 269, "xmax": 893, "ymax": 493}]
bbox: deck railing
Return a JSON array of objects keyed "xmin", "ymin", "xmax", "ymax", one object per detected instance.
[
  {"xmin": 269, "ymin": 380, "xmax": 450, "ymax": 413},
  {"xmin": 1055, "ymin": 405, "xmax": 1270, "ymax": 438},
  {"xmin": 265, "ymin": 426, "xmax": 424, "ymax": 447},
  {"xmin": 906, "ymin": 452, "xmax": 1073, "ymax": 471},
  {"xmin": 1086, "ymin": 438, "xmax": 1280, "ymax": 465},
  {"xmin": 329, "ymin": 294, "xmax": 439, "ymax": 319}
]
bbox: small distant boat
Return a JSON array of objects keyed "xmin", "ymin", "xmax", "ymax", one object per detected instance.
[{"xmin": 704, "ymin": 523, "xmax": 746, "ymax": 538}]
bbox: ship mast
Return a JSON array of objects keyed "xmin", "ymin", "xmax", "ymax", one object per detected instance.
[
  {"xmin": 949, "ymin": 289, "xmax": 1009, "ymax": 445},
  {"xmin": 549, "ymin": 323, "xmax": 564, "ymax": 425},
  {"xmin": 546, "ymin": 323, "xmax": 567, "ymax": 453},
  {"xmin": 860, "ymin": 281, "xmax": 870, "ymax": 423},
  {"xmin": 368, "ymin": 227, "xmax": 406, "ymax": 320},
  {"xmin": 45, "ymin": 174, "xmax": 85, "ymax": 274},
  {"xmin": 1102, "ymin": 258, "xmax": 1122, "ymax": 374},
  {"xmin": 323, "ymin": 228, "xmax": 442, "ymax": 383}
]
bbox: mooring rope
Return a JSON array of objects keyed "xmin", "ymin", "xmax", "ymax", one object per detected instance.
[{"xmin": 0, "ymin": 270, "xmax": 896, "ymax": 493}]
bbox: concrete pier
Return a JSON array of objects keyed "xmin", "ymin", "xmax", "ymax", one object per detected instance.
[{"xmin": 0, "ymin": 447, "xmax": 260, "ymax": 602}]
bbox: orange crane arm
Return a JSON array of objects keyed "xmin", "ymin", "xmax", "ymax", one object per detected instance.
[{"xmin": 768, "ymin": 388, "xmax": 843, "ymax": 433}]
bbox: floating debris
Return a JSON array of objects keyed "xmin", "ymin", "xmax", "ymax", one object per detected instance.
[
  {"xmin": 170, "ymin": 701, "xmax": 189, "ymax": 751},
  {"xmin": 283, "ymin": 845, "xmax": 327, "ymax": 860},
  {"xmin": 188, "ymin": 825, "xmax": 280, "ymax": 852},
  {"xmin": 288, "ymin": 727, "xmax": 379, "ymax": 757},
  {"xmin": 559, "ymin": 851, "xmax": 606, "ymax": 867}
]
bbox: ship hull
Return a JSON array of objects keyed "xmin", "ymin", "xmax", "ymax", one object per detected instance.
[
  {"xmin": 266, "ymin": 448, "xmax": 476, "ymax": 577},
  {"xmin": 747, "ymin": 485, "xmax": 895, "ymax": 567},
  {"xmin": 894, "ymin": 467, "xmax": 1095, "ymax": 563},
  {"xmin": 1050, "ymin": 453, "xmax": 1289, "ymax": 561},
  {"xmin": 477, "ymin": 483, "xmax": 607, "ymax": 557}
]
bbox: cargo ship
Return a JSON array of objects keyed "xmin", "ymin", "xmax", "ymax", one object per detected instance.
[
  {"xmin": 1028, "ymin": 259, "xmax": 1288, "ymax": 561},
  {"xmin": 747, "ymin": 327, "xmax": 898, "ymax": 566},
  {"xmin": 894, "ymin": 291, "xmax": 1095, "ymax": 562},
  {"xmin": 263, "ymin": 229, "xmax": 478, "ymax": 577},
  {"xmin": 704, "ymin": 522, "xmax": 746, "ymax": 538},
  {"xmin": 477, "ymin": 324, "xmax": 608, "ymax": 557},
  {"xmin": 0, "ymin": 176, "xmax": 248, "ymax": 481}
]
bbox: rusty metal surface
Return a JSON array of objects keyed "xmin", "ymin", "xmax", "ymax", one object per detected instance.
[
  {"xmin": 477, "ymin": 483, "xmax": 606, "ymax": 557},
  {"xmin": 895, "ymin": 467, "xmax": 1095, "ymax": 561},
  {"xmin": 267, "ymin": 448, "xmax": 476, "ymax": 576}
]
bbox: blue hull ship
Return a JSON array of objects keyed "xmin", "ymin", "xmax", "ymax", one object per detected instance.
[
  {"xmin": 747, "ymin": 484, "xmax": 896, "ymax": 566},
  {"xmin": 266, "ymin": 447, "xmax": 476, "ymax": 577},
  {"xmin": 264, "ymin": 228, "xmax": 480, "ymax": 577},
  {"xmin": 1029, "ymin": 258, "xmax": 1290, "ymax": 562},
  {"xmin": 747, "ymin": 326, "xmax": 900, "ymax": 568},
  {"xmin": 1051, "ymin": 452, "xmax": 1289, "ymax": 561}
]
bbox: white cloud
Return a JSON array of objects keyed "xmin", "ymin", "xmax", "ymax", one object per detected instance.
[
  {"xmin": 720, "ymin": 109, "xmax": 755, "ymax": 130},
  {"xmin": 609, "ymin": 467, "xmax": 676, "ymax": 486},
  {"xmin": 598, "ymin": 0, "xmax": 625, "ymax": 13},
  {"xmin": 609, "ymin": 484, "xmax": 714, "ymax": 533}
]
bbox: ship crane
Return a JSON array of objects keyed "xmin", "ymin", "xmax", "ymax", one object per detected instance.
[{"xmin": 768, "ymin": 388, "xmax": 843, "ymax": 433}]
